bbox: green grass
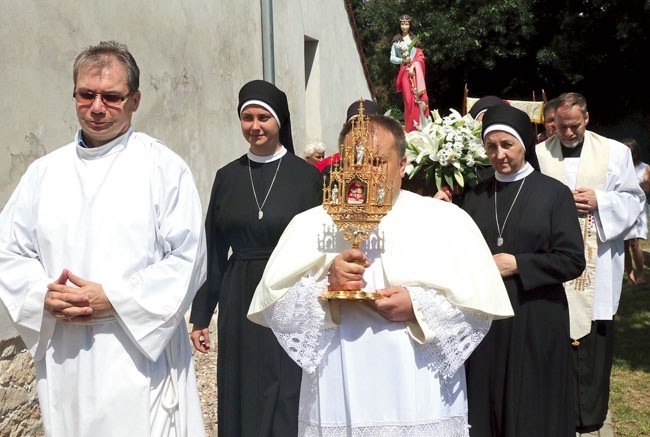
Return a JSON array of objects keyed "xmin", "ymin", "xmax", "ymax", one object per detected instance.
[{"xmin": 610, "ymin": 266, "xmax": 650, "ymax": 436}]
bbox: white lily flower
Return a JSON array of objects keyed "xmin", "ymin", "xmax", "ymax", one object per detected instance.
[{"xmin": 404, "ymin": 108, "xmax": 489, "ymax": 192}]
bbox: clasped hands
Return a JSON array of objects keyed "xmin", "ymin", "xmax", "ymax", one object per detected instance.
[
  {"xmin": 328, "ymin": 249, "xmax": 416, "ymax": 322},
  {"xmin": 44, "ymin": 269, "xmax": 112, "ymax": 322},
  {"xmin": 492, "ymin": 253, "xmax": 518, "ymax": 278},
  {"xmin": 573, "ymin": 187, "xmax": 598, "ymax": 213}
]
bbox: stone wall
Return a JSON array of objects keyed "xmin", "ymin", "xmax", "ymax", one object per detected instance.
[{"xmin": 0, "ymin": 338, "xmax": 42, "ymax": 437}]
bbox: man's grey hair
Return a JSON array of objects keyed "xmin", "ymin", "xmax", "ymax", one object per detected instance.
[{"xmin": 555, "ymin": 92, "xmax": 588, "ymax": 116}]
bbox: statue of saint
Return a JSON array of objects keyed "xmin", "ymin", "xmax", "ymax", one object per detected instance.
[{"xmin": 390, "ymin": 14, "xmax": 430, "ymax": 132}]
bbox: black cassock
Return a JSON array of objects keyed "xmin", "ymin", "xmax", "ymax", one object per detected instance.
[
  {"xmin": 190, "ymin": 153, "xmax": 322, "ymax": 437},
  {"xmin": 461, "ymin": 170, "xmax": 585, "ymax": 437}
]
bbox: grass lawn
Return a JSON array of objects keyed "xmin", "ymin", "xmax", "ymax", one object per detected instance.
[{"xmin": 610, "ymin": 258, "xmax": 650, "ymax": 436}]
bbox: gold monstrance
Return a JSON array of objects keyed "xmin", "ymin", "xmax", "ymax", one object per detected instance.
[{"xmin": 320, "ymin": 100, "xmax": 394, "ymax": 300}]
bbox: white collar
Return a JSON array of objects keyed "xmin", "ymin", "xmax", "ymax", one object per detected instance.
[
  {"xmin": 247, "ymin": 146, "xmax": 287, "ymax": 163},
  {"xmin": 495, "ymin": 162, "xmax": 534, "ymax": 182},
  {"xmin": 75, "ymin": 128, "xmax": 133, "ymax": 159}
]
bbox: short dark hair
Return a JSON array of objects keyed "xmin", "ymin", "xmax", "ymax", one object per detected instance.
[
  {"xmin": 543, "ymin": 97, "xmax": 559, "ymax": 117},
  {"xmin": 368, "ymin": 114, "xmax": 406, "ymax": 158},
  {"xmin": 73, "ymin": 41, "xmax": 140, "ymax": 92},
  {"xmin": 337, "ymin": 114, "xmax": 406, "ymax": 158}
]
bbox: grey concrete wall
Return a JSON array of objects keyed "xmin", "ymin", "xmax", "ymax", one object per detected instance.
[
  {"xmin": 0, "ymin": 1, "xmax": 371, "ymax": 434},
  {"xmin": 1, "ymin": 0, "xmax": 370, "ymax": 205}
]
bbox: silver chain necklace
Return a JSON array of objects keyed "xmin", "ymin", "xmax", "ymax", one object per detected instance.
[
  {"xmin": 494, "ymin": 177, "xmax": 526, "ymax": 247},
  {"xmin": 248, "ymin": 157, "xmax": 282, "ymax": 220}
]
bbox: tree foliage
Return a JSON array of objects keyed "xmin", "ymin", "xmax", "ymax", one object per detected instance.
[{"xmin": 351, "ymin": 0, "xmax": 650, "ymax": 148}]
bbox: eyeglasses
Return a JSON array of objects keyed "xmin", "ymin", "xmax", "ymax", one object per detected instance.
[{"xmin": 73, "ymin": 89, "xmax": 135, "ymax": 105}]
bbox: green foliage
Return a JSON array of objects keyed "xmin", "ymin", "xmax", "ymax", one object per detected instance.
[
  {"xmin": 351, "ymin": 0, "xmax": 650, "ymax": 148},
  {"xmin": 354, "ymin": 0, "xmax": 539, "ymax": 112},
  {"xmin": 611, "ymin": 277, "xmax": 650, "ymax": 436}
]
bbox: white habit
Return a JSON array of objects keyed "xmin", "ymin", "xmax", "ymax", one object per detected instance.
[
  {"xmin": 0, "ymin": 129, "xmax": 207, "ymax": 437},
  {"xmin": 249, "ymin": 190, "xmax": 513, "ymax": 436}
]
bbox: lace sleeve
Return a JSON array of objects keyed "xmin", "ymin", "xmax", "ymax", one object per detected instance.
[
  {"xmin": 261, "ymin": 276, "xmax": 338, "ymax": 373},
  {"xmin": 409, "ymin": 286, "xmax": 492, "ymax": 379}
]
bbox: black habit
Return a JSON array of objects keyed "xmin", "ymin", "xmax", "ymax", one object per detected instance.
[
  {"xmin": 190, "ymin": 153, "xmax": 322, "ymax": 437},
  {"xmin": 461, "ymin": 170, "xmax": 586, "ymax": 437}
]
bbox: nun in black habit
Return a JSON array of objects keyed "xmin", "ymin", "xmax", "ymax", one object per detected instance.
[
  {"xmin": 189, "ymin": 79, "xmax": 322, "ymax": 436},
  {"xmin": 461, "ymin": 104, "xmax": 586, "ymax": 437}
]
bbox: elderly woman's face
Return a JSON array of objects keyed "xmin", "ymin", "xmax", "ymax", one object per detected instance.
[
  {"xmin": 240, "ymin": 104, "xmax": 280, "ymax": 152},
  {"xmin": 305, "ymin": 151, "xmax": 325, "ymax": 165},
  {"xmin": 483, "ymin": 131, "xmax": 526, "ymax": 175}
]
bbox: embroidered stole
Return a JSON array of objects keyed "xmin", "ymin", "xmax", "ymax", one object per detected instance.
[{"xmin": 537, "ymin": 131, "xmax": 610, "ymax": 340}]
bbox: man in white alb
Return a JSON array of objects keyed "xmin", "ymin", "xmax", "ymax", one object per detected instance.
[
  {"xmin": 248, "ymin": 113, "xmax": 513, "ymax": 436},
  {"xmin": 536, "ymin": 92, "xmax": 645, "ymax": 434},
  {"xmin": 0, "ymin": 41, "xmax": 206, "ymax": 437}
]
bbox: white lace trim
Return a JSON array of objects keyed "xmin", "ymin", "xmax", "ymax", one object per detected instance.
[
  {"xmin": 409, "ymin": 287, "xmax": 492, "ymax": 379},
  {"xmin": 262, "ymin": 275, "xmax": 337, "ymax": 373},
  {"xmin": 299, "ymin": 414, "xmax": 469, "ymax": 437}
]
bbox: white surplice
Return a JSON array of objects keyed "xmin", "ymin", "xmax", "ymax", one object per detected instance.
[
  {"xmin": 537, "ymin": 132, "xmax": 645, "ymax": 319},
  {"xmin": 0, "ymin": 129, "xmax": 207, "ymax": 437},
  {"xmin": 628, "ymin": 161, "xmax": 649, "ymax": 239},
  {"xmin": 249, "ymin": 190, "xmax": 513, "ymax": 436}
]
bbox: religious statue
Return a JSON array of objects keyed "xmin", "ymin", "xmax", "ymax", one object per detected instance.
[
  {"xmin": 390, "ymin": 14, "xmax": 430, "ymax": 132},
  {"xmin": 355, "ymin": 141, "xmax": 364, "ymax": 164},
  {"xmin": 377, "ymin": 185, "xmax": 385, "ymax": 205},
  {"xmin": 331, "ymin": 182, "xmax": 339, "ymax": 204}
]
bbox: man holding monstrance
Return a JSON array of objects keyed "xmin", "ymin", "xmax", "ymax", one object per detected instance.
[{"xmin": 247, "ymin": 105, "xmax": 513, "ymax": 435}]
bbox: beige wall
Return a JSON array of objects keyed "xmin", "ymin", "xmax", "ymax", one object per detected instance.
[
  {"xmin": 0, "ymin": 1, "xmax": 370, "ymax": 433},
  {"xmin": 0, "ymin": 0, "xmax": 370, "ymax": 335},
  {"xmin": 0, "ymin": 0, "xmax": 370, "ymax": 208}
]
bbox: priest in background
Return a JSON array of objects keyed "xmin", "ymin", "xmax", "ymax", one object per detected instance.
[{"xmin": 535, "ymin": 92, "xmax": 645, "ymax": 434}]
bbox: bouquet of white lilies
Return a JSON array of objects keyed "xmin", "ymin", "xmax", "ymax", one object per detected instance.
[{"xmin": 405, "ymin": 108, "xmax": 488, "ymax": 192}]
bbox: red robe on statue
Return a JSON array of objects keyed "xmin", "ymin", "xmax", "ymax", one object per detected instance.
[{"xmin": 396, "ymin": 47, "xmax": 430, "ymax": 132}]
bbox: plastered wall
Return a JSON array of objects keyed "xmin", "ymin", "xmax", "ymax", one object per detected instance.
[{"xmin": 0, "ymin": 1, "xmax": 371, "ymax": 434}]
